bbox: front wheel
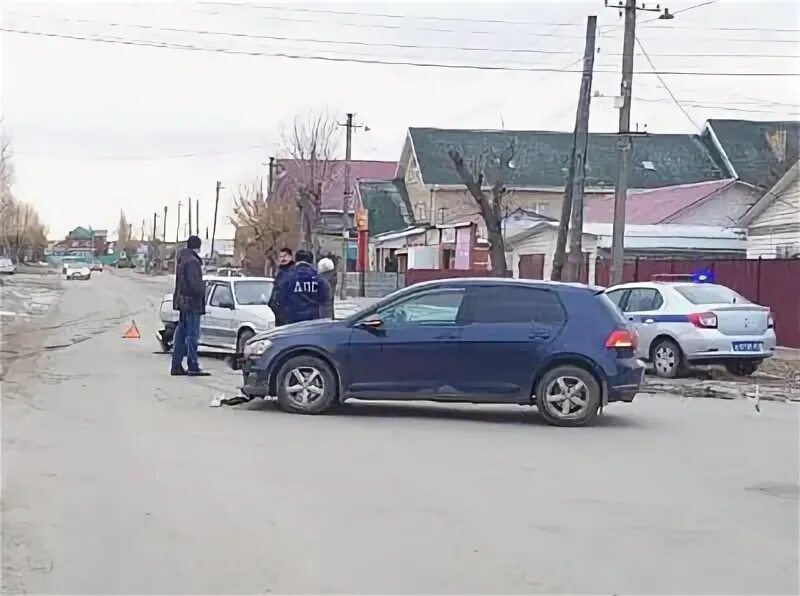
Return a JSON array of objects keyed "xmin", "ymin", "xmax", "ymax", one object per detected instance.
[
  {"xmin": 724, "ymin": 359, "xmax": 760, "ymax": 377},
  {"xmin": 275, "ymin": 355, "xmax": 337, "ymax": 414},
  {"xmin": 233, "ymin": 329, "xmax": 255, "ymax": 371},
  {"xmin": 535, "ymin": 365, "xmax": 601, "ymax": 427}
]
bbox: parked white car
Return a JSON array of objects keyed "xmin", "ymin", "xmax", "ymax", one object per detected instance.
[
  {"xmin": 0, "ymin": 257, "xmax": 15, "ymax": 275},
  {"xmin": 65, "ymin": 262, "xmax": 92, "ymax": 281},
  {"xmin": 156, "ymin": 275, "xmax": 276, "ymax": 358},
  {"xmin": 605, "ymin": 275, "xmax": 776, "ymax": 378}
]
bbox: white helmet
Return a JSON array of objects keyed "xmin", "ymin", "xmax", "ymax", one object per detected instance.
[{"xmin": 317, "ymin": 257, "xmax": 335, "ymax": 273}]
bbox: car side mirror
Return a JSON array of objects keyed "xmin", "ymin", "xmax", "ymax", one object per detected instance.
[
  {"xmin": 218, "ymin": 300, "xmax": 235, "ymax": 310},
  {"xmin": 356, "ymin": 318, "xmax": 383, "ymax": 330}
]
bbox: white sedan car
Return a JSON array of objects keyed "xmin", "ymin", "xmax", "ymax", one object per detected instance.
[
  {"xmin": 65, "ymin": 262, "xmax": 92, "ymax": 281},
  {"xmin": 157, "ymin": 275, "xmax": 276, "ymax": 359},
  {"xmin": 605, "ymin": 277, "xmax": 776, "ymax": 378}
]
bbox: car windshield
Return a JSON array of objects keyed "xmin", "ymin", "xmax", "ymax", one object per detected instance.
[
  {"xmin": 674, "ymin": 284, "xmax": 751, "ymax": 305},
  {"xmin": 234, "ymin": 280, "xmax": 274, "ymax": 305}
]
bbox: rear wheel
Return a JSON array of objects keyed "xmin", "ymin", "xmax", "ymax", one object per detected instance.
[
  {"xmin": 276, "ymin": 355, "xmax": 337, "ymax": 414},
  {"xmin": 651, "ymin": 338, "xmax": 684, "ymax": 379},
  {"xmin": 535, "ymin": 365, "xmax": 601, "ymax": 427},
  {"xmin": 724, "ymin": 359, "xmax": 760, "ymax": 377}
]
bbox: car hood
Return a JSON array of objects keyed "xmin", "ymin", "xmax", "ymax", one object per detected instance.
[{"xmin": 252, "ymin": 318, "xmax": 342, "ymax": 341}]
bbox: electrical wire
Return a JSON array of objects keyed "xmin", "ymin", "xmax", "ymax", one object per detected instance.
[
  {"xmin": 9, "ymin": 13, "xmax": 800, "ymax": 60},
  {"xmin": 3, "ymin": 26, "xmax": 798, "ymax": 77},
  {"xmin": 635, "ymin": 36, "xmax": 699, "ymax": 128},
  {"xmin": 200, "ymin": 1, "xmax": 800, "ymax": 33}
]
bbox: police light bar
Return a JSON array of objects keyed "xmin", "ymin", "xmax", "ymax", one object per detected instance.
[{"xmin": 651, "ymin": 270, "xmax": 714, "ymax": 284}]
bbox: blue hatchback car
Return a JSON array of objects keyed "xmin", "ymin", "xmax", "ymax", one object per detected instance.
[{"xmin": 241, "ymin": 278, "xmax": 644, "ymax": 427}]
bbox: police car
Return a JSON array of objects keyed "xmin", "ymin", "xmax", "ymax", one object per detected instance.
[{"xmin": 605, "ymin": 273, "xmax": 776, "ymax": 378}]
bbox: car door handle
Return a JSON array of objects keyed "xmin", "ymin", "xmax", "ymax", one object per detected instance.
[{"xmin": 529, "ymin": 332, "xmax": 551, "ymax": 340}]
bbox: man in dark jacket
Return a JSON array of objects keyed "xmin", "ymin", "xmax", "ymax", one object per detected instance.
[
  {"xmin": 275, "ymin": 249, "xmax": 328, "ymax": 324},
  {"xmin": 268, "ymin": 247, "xmax": 294, "ymax": 326},
  {"xmin": 171, "ymin": 236, "xmax": 210, "ymax": 376}
]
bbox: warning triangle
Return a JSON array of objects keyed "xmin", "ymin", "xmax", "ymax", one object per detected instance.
[{"xmin": 122, "ymin": 320, "xmax": 141, "ymax": 339}]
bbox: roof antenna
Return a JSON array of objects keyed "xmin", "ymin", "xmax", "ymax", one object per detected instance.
[{"xmin": 500, "ymin": 114, "xmax": 505, "ymax": 130}]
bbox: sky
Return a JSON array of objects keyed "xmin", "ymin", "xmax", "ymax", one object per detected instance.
[{"xmin": 1, "ymin": 0, "xmax": 799, "ymax": 240}]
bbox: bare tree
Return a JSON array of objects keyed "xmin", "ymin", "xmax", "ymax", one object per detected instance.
[
  {"xmin": 229, "ymin": 181, "xmax": 299, "ymax": 275},
  {"xmin": 0, "ymin": 123, "xmax": 15, "ymax": 223},
  {"xmin": 277, "ymin": 109, "xmax": 340, "ymax": 251},
  {"xmin": 117, "ymin": 210, "xmax": 130, "ymax": 255},
  {"xmin": 448, "ymin": 142, "xmax": 515, "ymax": 277}
]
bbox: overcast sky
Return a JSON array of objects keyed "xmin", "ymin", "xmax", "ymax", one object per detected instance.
[{"xmin": 2, "ymin": 0, "xmax": 798, "ymax": 239}]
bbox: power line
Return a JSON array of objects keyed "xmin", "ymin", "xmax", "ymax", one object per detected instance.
[
  {"xmin": 201, "ymin": 1, "xmax": 800, "ymax": 33},
  {"xmin": 3, "ymin": 26, "xmax": 799, "ymax": 77},
  {"xmin": 9, "ymin": 13, "xmax": 800, "ymax": 60},
  {"xmin": 635, "ymin": 36, "xmax": 699, "ymax": 129},
  {"xmin": 15, "ymin": 144, "xmax": 270, "ymax": 161}
]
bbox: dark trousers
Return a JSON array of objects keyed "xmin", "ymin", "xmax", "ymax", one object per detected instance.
[{"xmin": 171, "ymin": 310, "xmax": 201, "ymax": 372}]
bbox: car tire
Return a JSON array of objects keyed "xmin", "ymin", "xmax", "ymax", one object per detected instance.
[
  {"xmin": 650, "ymin": 338, "xmax": 684, "ymax": 379},
  {"xmin": 724, "ymin": 359, "xmax": 760, "ymax": 377},
  {"xmin": 233, "ymin": 329, "xmax": 255, "ymax": 371},
  {"xmin": 535, "ymin": 365, "xmax": 601, "ymax": 427},
  {"xmin": 275, "ymin": 354, "xmax": 337, "ymax": 415}
]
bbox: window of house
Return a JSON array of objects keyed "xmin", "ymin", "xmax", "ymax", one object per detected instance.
[{"xmin": 777, "ymin": 243, "xmax": 799, "ymax": 259}]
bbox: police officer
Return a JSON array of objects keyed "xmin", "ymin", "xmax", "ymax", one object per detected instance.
[{"xmin": 276, "ymin": 248, "xmax": 329, "ymax": 324}]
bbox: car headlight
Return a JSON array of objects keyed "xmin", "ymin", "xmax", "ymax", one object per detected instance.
[{"xmin": 244, "ymin": 339, "xmax": 272, "ymax": 357}]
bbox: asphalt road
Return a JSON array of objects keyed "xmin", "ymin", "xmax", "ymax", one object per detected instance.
[{"xmin": 2, "ymin": 271, "xmax": 798, "ymax": 594}]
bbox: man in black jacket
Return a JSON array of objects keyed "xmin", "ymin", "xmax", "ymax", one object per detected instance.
[
  {"xmin": 267, "ymin": 247, "xmax": 294, "ymax": 326},
  {"xmin": 171, "ymin": 236, "xmax": 210, "ymax": 376}
]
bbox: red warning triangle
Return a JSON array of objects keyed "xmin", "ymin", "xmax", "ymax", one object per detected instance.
[{"xmin": 122, "ymin": 320, "xmax": 141, "ymax": 339}]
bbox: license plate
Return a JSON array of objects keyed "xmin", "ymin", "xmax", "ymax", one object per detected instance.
[{"xmin": 732, "ymin": 341, "xmax": 763, "ymax": 352}]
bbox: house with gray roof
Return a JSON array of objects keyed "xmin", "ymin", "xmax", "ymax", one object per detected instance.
[{"xmin": 397, "ymin": 126, "xmax": 732, "ymax": 226}]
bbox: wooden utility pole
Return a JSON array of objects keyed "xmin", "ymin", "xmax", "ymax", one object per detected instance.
[
  {"xmin": 566, "ymin": 16, "xmax": 597, "ymax": 282},
  {"xmin": 552, "ymin": 16, "xmax": 598, "ymax": 282},
  {"xmin": 176, "ymin": 200, "xmax": 182, "ymax": 243},
  {"xmin": 267, "ymin": 156, "xmax": 275, "ymax": 199},
  {"xmin": 163, "ymin": 206, "xmax": 168, "ymax": 241},
  {"xmin": 187, "ymin": 197, "xmax": 193, "ymax": 239},
  {"xmin": 606, "ymin": 0, "xmax": 668, "ymax": 284},
  {"xmin": 339, "ymin": 113, "xmax": 354, "ymax": 299},
  {"xmin": 152, "ymin": 212, "xmax": 157, "ymax": 242},
  {"xmin": 211, "ymin": 181, "xmax": 222, "ymax": 261}
]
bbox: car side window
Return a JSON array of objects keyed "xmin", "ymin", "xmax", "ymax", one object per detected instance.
[
  {"xmin": 464, "ymin": 286, "xmax": 566, "ymax": 325},
  {"xmin": 624, "ymin": 288, "xmax": 663, "ymax": 312},
  {"xmin": 209, "ymin": 283, "xmax": 234, "ymax": 307},
  {"xmin": 605, "ymin": 289, "xmax": 627, "ymax": 309},
  {"xmin": 376, "ymin": 289, "xmax": 464, "ymax": 327}
]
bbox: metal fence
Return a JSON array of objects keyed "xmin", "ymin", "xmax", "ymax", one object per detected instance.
[{"xmin": 338, "ymin": 271, "xmax": 406, "ymax": 298}]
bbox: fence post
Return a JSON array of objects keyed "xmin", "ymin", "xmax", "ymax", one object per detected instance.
[{"xmin": 756, "ymin": 256, "xmax": 762, "ymax": 303}]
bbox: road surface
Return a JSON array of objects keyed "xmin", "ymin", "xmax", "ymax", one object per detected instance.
[{"xmin": 2, "ymin": 270, "xmax": 798, "ymax": 594}]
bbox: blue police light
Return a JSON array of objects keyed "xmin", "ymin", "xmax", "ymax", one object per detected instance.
[{"xmin": 690, "ymin": 269, "xmax": 714, "ymax": 284}]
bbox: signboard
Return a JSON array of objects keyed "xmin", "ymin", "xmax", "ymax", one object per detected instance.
[{"xmin": 441, "ymin": 227, "xmax": 456, "ymax": 244}]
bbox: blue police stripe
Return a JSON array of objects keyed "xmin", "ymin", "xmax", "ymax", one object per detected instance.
[{"xmin": 634, "ymin": 314, "xmax": 690, "ymax": 323}]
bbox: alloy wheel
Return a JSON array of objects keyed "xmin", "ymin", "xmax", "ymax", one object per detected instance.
[
  {"xmin": 284, "ymin": 367, "xmax": 325, "ymax": 407},
  {"xmin": 543, "ymin": 375, "xmax": 590, "ymax": 419}
]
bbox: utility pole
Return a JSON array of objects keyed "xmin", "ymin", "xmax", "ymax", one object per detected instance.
[
  {"xmin": 176, "ymin": 200, "xmax": 182, "ymax": 243},
  {"xmin": 340, "ymin": 113, "xmax": 354, "ymax": 299},
  {"xmin": 268, "ymin": 156, "xmax": 275, "ymax": 199},
  {"xmin": 211, "ymin": 180, "xmax": 222, "ymax": 261},
  {"xmin": 152, "ymin": 212, "xmax": 157, "ymax": 242},
  {"xmin": 606, "ymin": 0, "xmax": 669, "ymax": 284},
  {"xmin": 187, "ymin": 197, "xmax": 193, "ymax": 239},
  {"xmin": 566, "ymin": 15, "xmax": 597, "ymax": 282},
  {"xmin": 195, "ymin": 198, "xmax": 200, "ymax": 235},
  {"xmin": 141, "ymin": 219, "xmax": 145, "ymax": 241},
  {"xmin": 552, "ymin": 15, "xmax": 597, "ymax": 282},
  {"xmin": 163, "ymin": 206, "xmax": 168, "ymax": 241}
]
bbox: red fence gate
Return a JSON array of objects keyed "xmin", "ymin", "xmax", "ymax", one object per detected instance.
[{"xmin": 596, "ymin": 258, "xmax": 800, "ymax": 349}]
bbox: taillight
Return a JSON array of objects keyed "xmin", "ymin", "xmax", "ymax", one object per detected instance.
[
  {"xmin": 768, "ymin": 314, "xmax": 775, "ymax": 329},
  {"xmin": 605, "ymin": 329, "xmax": 637, "ymax": 349},
  {"xmin": 688, "ymin": 312, "xmax": 718, "ymax": 328}
]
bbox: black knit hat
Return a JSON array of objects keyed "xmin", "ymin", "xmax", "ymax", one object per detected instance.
[
  {"xmin": 187, "ymin": 235, "xmax": 202, "ymax": 250},
  {"xmin": 295, "ymin": 248, "xmax": 314, "ymax": 264}
]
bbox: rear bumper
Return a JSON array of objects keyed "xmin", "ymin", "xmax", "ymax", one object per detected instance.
[
  {"xmin": 682, "ymin": 328, "xmax": 777, "ymax": 361},
  {"xmin": 607, "ymin": 358, "xmax": 646, "ymax": 403}
]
